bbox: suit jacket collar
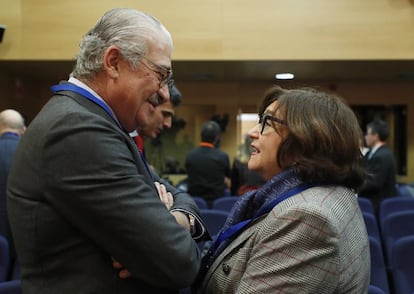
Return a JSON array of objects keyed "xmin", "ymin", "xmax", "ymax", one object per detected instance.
[
  {"xmin": 201, "ymin": 215, "xmax": 263, "ymax": 289},
  {"xmin": 368, "ymin": 142, "xmax": 385, "ymax": 159}
]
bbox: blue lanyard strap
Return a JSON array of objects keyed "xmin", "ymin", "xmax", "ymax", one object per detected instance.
[
  {"xmin": 50, "ymin": 83, "xmax": 121, "ymax": 129},
  {"xmin": 211, "ymin": 183, "xmax": 314, "ymax": 254},
  {"xmin": 51, "ymin": 83, "xmax": 155, "ymax": 177},
  {"xmin": 1, "ymin": 132, "xmax": 19, "ymax": 138}
]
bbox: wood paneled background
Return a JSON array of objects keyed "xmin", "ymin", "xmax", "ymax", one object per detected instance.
[{"xmin": 1, "ymin": 0, "xmax": 413, "ymax": 182}]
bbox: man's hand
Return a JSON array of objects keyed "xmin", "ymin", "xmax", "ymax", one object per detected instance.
[
  {"xmin": 154, "ymin": 182, "xmax": 173, "ymax": 209},
  {"xmin": 112, "ymin": 258, "xmax": 132, "ymax": 279}
]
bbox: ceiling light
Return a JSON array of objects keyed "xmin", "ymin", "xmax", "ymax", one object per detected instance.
[
  {"xmin": 275, "ymin": 73, "xmax": 294, "ymax": 80},
  {"xmin": 238, "ymin": 113, "xmax": 257, "ymax": 121}
]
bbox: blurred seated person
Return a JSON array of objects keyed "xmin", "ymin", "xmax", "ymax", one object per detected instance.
[
  {"xmin": 185, "ymin": 121, "xmax": 231, "ymax": 207},
  {"xmin": 231, "ymin": 135, "xmax": 265, "ymax": 195}
]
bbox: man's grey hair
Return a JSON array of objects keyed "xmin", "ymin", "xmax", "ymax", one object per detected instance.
[{"xmin": 71, "ymin": 8, "xmax": 173, "ymax": 79}]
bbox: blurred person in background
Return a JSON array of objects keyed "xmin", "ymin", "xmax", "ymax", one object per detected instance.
[
  {"xmin": 359, "ymin": 118, "xmax": 397, "ymax": 213},
  {"xmin": 185, "ymin": 121, "xmax": 231, "ymax": 207},
  {"xmin": 0, "ymin": 109, "xmax": 25, "ymax": 264}
]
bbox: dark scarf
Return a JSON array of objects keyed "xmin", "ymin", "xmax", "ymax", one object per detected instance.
[
  {"xmin": 208, "ymin": 167, "xmax": 305, "ymax": 260},
  {"xmin": 222, "ymin": 167, "xmax": 303, "ymax": 231}
]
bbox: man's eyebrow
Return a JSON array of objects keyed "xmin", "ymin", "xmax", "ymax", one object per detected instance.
[{"xmin": 162, "ymin": 110, "xmax": 174, "ymax": 116}]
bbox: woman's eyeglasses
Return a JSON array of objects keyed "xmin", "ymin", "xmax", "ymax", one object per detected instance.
[{"xmin": 258, "ymin": 114, "xmax": 286, "ymax": 134}]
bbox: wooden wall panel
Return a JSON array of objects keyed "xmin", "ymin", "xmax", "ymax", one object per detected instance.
[{"xmin": 0, "ymin": 0, "xmax": 413, "ymax": 60}]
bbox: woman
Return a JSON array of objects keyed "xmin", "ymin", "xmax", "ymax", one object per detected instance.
[{"xmin": 196, "ymin": 85, "xmax": 370, "ymax": 293}]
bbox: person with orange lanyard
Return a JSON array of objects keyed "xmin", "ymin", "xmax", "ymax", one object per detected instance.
[{"xmin": 185, "ymin": 120, "xmax": 231, "ymax": 208}]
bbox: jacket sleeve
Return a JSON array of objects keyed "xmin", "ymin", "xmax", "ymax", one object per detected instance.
[{"xmin": 156, "ymin": 175, "xmax": 211, "ymax": 241}]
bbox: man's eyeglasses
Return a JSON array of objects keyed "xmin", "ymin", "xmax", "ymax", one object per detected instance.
[
  {"xmin": 139, "ymin": 55, "xmax": 174, "ymax": 88},
  {"xmin": 258, "ymin": 114, "xmax": 287, "ymax": 134}
]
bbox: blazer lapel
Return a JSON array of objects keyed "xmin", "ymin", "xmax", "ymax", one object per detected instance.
[{"xmin": 201, "ymin": 216, "xmax": 264, "ymax": 288}]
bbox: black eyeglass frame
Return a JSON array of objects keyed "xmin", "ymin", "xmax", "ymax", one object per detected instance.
[
  {"xmin": 258, "ymin": 114, "xmax": 287, "ymax": 134},
  {"xmin": 139, "ymin": 55, "xmax": 174, "ymax": 88}
]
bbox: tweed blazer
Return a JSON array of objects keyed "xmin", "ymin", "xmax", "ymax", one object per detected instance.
[
  {"xmin": 199, "ymin": 185, "xmax": 370, "ymax": 294},
  {"xmin": 7, "ymin": 89, "xmax": 201, "ymax": 294}
]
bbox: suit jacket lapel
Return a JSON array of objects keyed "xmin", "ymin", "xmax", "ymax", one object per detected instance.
[{"xmin": 58, "ymin": 90, "xmax": 153, "ymax": 180}]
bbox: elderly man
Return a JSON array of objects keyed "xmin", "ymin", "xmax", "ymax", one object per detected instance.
[{"xmin": 7, "ymin": 8, "xmax": 202, "ymax": 294}]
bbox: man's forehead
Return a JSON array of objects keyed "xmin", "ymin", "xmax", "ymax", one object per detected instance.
[
  {"xmin": 158, "ymin": 100, "xmax": 174, "ymax": 110},
  {"xmin": 161, "ymin": 108, "xmax": 174, "ymax": 115}
]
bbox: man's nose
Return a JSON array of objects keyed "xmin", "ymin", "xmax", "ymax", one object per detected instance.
[{"xmin": 157, "ymin": 84, "xmax": 170, "ymax": 105}]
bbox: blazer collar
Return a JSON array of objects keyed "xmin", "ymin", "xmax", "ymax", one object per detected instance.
[{"xmin": 201, "ymin": 216, "xmax": 264, "ymax": 289}]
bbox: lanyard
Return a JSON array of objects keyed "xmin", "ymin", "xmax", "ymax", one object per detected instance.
[
  {"xmin": 211, "ymin": 183, "xmax": 314, "ymax": 255},
  {"xmin": 50, "ymin": 83, "xmax": 121, "ymax": 129},
  {"xmin": 51, "ymin": 82, "xmax": 153, "ymax": 178},
  {"xmin": 199, "ymin": 142, "xmax": 215, "ymax": 148},
  {"xmin": 1, "ymin": 132, "xmax": 19, "ymax": 138}
]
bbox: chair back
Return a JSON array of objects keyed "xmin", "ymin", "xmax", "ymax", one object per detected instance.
[
  {"xmin": 358, "ymin": 197, "xmax": 375, "ymax": 215},
  {"xmin": 379, "ymin": 198, "xmax": 414, "ymax": 229},
  {"xmin": 369, "ymin": 237, "xmax": 390, "ymax": 294},
  {"xmin": 212, "ymin": 197, "xmax": 239, "ymax": 212},
  {"xmin": 390, "ymin": 235, "xmax": 414, "ymax": 294},
  {"xmin": 200, "ymin": 209, "xmax": 229, "ymax": 236},
  {"xmin": 368, "ymin": 285, "xmax": 386, "ymax": 294},
  {"xmin": 382, "ymin": 211, "xmax": 414, "ymax": 264},
  {"xmin": 0, "ymin": 280, "xmax": 22, "ymax": 294},
  {"xmin": 362, "ymin": 212, "xmax": 381, "ymax": 242},
  {"xmin": 0, "ymin": 235, "xmax": 10, "ymax": 282},
  {"xmin": 192, "ymin": 197, "xmax": 208, "ymax": 210}
]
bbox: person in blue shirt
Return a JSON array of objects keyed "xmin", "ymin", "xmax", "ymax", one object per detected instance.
[{"xmin": 0, "ymin": 109, "xmax": 25, "ymax": 263}]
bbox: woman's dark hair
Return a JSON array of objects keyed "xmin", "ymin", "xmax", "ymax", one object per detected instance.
[{"xmin": 259, "ymin": 85, "xmax": 366, "ymax": 190}]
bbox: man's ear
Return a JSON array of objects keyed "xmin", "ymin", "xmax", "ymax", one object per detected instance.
[{"xmin": 103, "ymin": 45, "xmax": 121, "ymax": 78}]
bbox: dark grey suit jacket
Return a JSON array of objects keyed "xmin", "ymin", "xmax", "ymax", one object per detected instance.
[{"xmin": 7, "ymin": 89, "xmax": 201, "ymax": 293}]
